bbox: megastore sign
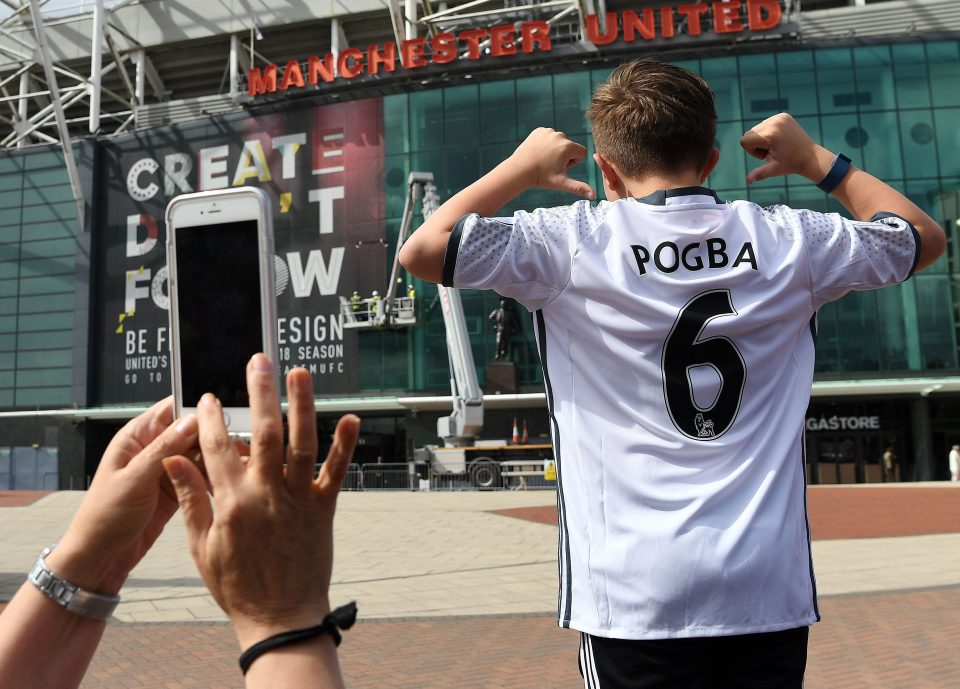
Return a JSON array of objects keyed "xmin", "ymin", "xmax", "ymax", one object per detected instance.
[
  {"xmin": 94, "ymin": 100, "xmax": 385, "ymax": 404},
  {"xmin": 248, "ymin": 1, "xmax": 787, "ymax": 97}
]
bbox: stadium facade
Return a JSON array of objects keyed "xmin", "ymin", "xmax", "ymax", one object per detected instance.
[{"xmin": 0, "ymin": 0, "xmax": 959, "ymax": 487}]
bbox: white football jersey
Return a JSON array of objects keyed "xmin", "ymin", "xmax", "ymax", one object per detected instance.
[{"xmin": 444, "ymin": 187, "xmax": 919, "ymax": 639}]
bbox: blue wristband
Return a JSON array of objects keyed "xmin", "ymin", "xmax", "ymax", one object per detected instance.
[{"xmin": 816, "ymin": 153, "xmax": 852, "ymax": 193}]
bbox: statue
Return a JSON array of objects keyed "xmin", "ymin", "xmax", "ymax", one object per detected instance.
[{"xmin": 488, "ymin": 299, "xmax": 518, "ymax": 361}]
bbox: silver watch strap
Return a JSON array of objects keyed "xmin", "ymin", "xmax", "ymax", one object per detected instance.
[{"xmin": 27, "ymin": 545, "xmax": 120, "ymax": 621}]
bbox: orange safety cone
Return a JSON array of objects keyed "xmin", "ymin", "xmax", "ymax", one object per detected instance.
[
  {"xmin": 521, "ymin": 420, "xmax": 529, "ymax": 444},
  {"xmin": 512, "ymin": 417, "xmax": 520, "ymax": 444}
]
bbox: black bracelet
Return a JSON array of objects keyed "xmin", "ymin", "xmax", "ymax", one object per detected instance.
[
  {"xmin": 816, "ymin": 152, "xmax": 852, "ymax": 193},
  {"xmin": 238, "ymin": 601, "xmax": 357, "ymax": 675}
]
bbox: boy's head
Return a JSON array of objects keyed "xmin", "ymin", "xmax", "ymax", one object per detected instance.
[{"xmin": 587, "ymin": 59, "xmax": 717, "ymax": 184}]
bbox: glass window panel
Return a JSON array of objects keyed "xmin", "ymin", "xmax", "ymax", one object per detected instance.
[
  {"xmin": 934, "ymin": 108, "xmax": 960, "ymax": 178},
  {"xmin": 746, "ymin": 185, "xmax": 787, "ymax": 206},
  {"xmin": 0, "ymin": 334, "xmax": 14, "ymax": 350},
  {"xmin": 16, "ymin": 349, "xmax": 71, "ymax": 368},
  {"xmin": 814, "ymin": 303, "xmax": 841, "ymax": 373},
  {"xmin": 18, "ymin": 220, "xmax": 74, "ymax": 241},
  {"xmin": 0, "ymin": 297, "xmax": 13, "ymax": 315},
  {"xmin": 0, "ymin": 370, "xmax": 12, "ymax": 386},
  {"xmin": 859, "ymin": 111, "xmax": 903, "ymax": 181},
  {"xmin": 0, "ymin": 280, "xmax": 15, "ymax": 297},
  {"xmin": 874, "ymin": 285, "xmax": 909, "ymax": 370},
  {"xmin": 383, "ymin": 94, "xmax": 409, "ymax": 156},
  {"xmin": 0, "ymin": 190, "xmax": 21, "ymax": 209},
  {"xmin": 710, "ymin": 123, "xmax": 746, "ymax": 191},
  {"xmin": 410, "ymin": 149, "xmax": 444, "ymax": 185},
  {"xmin": 701, "ymin": 56, "xmax": 741, "ymax": 122},
  {"xmin": 15, "ymin": 387, "xmax": 70, "ymax": 407},
  {"xmin": 0, "ymin": 351, "xmax": 13, "ymax": 368},
  {"xmin": 21, "ymin": 200, "xmax": 75, "ymax": 224},
  {"xmin": 892, "ymin": 43, "xmax": 932, "ymax": 109},
  {"xmin": 19, "ymin": 237, "xmax": 76, "ymax": 257},
  {"xmin": 784, "ymin": 185, "xmax": 832, "ymax": 214},
  {"xmin": 927, "ymin": 41, "xmax": 960, "ymax": 108},
  {"xmin": 17, "ymin": 275, "xmax": 73, "ymax": 295},
  {"xmin": 479, "ymin": 80, "xmax": 517, "ymax": 144},
  {"xmin": 852, "ymin": 45, "xmax": 896, "ymax": 112},
  {"xmin": 19, "ymin": 312, "xmax": 72, "ymax": 332},
  {"xmin": 409, "ymin": 90, "xmax": 444, "ymax": 151},
  {"xmin": 815, "ymin": 49, "xmax": 857, "ymax": 114},
  {"xmin": 820, "ymin": 114, "xmax": 864, "ymax": 169},
  {"xmin": 915, "ymin": 275, "xmax": 957, "ymax": 369},
  {"xmin": 18, "ymin": 330, "xmax": 71, "ymax": 349},
  {"xmin": 0, "ymin": 227, "xmax": 20, "ymax": 242},
  {"xmin": 835, "ymin": 291, "xmax": 881, "ymax": 372},
  {"xmin": 899, "ymin": 109, "xmax": 939, "ymax": 179},
  {"xmin": 0, "ymin": 315, "xmax": 13, "ymax": 334},
  {"xmin": 23, "ymin": 151, "xmax": 64, "ymax": 170},
  {"xmin": 383, "ymin": 154, "xmax": 409, "ymax": 219},
  {"xmin": 906, "ymin": 179, "xmax": 950, "ymax": 274},
  {"xmin": 22, "ymin": 185, "xmax": 73, "ymax": 207},
  {"xmin": 443, "ymin": 84, "xmax": 479, "ymax": 147},
  {"xmin": 0, "ymin": 242, "xmax": 17, "ymax": 262},
  {"xmin": 443, "ymin": 147, "xmax": 480, "ymax": 200},
  {"xmin": 18, "ymin": 256, "xmax": 74, "ymax": 279},
  {"xmin": 777, "ymin": 51, "xmax": 818, "ymax": 117},
  {"xmin": 0, "ymin": 260, "xmax": 17, "ymax": 280},
  {"xmin": 516, "ymin": 75, "xmax": 554, "ymax": 134},
  {"xmin": 0, "ymin": 390, "xmax": 11, "ymax": 406},
  {"xmin": 739, "ymin": 54, "xmax": 779, "ymax": 120},
  {"xmin": 591, "ymin": 67, "xmax": 613, "ymax": 90},
  {"xmin": 553, "ymin": 71, "xmax": 591, "ymax": 135},
  {"xmin": 18, "ymin": 292, "xmax": 74, "ymax": 314}
]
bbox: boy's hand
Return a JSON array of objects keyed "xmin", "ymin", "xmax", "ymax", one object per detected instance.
[
  {"xmin": 508, "ymin": 128, "xmax": 595, "ymax": 199},
  {"xmin": 740, "ymin": 113, "xmax": 836, "ymax": 185}
]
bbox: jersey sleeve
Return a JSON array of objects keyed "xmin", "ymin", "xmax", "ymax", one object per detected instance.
[
  {"xmin": 441, "ymin": 200, "xmax": 605, "ymax": 311},
  {"xmin": 764, "ymin": 206, "xmax": 920, "ymax": 308}
]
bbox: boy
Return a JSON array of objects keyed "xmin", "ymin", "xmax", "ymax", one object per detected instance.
[{"xmin": 399, "ymin": 59, "xmax": 944, "ymax": 688}]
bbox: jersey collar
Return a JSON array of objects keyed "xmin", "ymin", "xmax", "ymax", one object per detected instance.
[{"xmin": 634, "ymin": 186, "xmax": 722, "ymax": 206}]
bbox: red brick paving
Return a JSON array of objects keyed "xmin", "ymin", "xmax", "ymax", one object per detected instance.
[
  {"xmin": 0, "ymin": 490, "xmax": 49, "ymax": 507},
  {"xmin": 7, "ymin": 486, "xmax": 960, "ymax": 687},
  {"xmin": 491, "ymin": 485, "xmax": 960, "ymax": 540},
  {"xmin": 73, "ymin": 587, "xmax": 960, "ymax": 689}
]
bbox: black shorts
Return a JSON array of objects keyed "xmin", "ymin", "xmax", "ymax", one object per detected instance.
[{"xmin": 578, "ymin": 626, "xmax": 808, "ymax": 689}]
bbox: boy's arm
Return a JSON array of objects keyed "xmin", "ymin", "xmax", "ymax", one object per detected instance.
[
  {"xmin": 740, "ymin": 113, "xmax": 945, "ymax": 271},
  {"xmin": 399, "ymin": 128, "xmax": 594, "ymax": 284}
]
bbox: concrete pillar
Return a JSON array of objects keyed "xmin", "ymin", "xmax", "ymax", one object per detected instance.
[{"xmin": 910, "ymin": 396, "xmax": 934, "ymax": 481}]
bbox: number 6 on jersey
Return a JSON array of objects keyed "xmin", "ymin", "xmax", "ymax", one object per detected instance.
[{"xmin": 662, "ymin": 290, "xmax": 746, "ymax": 441}]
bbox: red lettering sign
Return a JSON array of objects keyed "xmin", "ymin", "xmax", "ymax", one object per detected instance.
[{"xmin": 249, "ymin": 2, "xmax": 786, "ymax": 97}]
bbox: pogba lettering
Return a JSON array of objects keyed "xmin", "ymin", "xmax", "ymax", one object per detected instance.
[{"xmin": 631, "ymin": 239, "xmax": 758, "ymax": 276}]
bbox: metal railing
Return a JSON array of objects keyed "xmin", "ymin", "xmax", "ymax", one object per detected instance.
[{"xmin": 1, "ymin": 465, "xmax": 556, "ymax": 494}]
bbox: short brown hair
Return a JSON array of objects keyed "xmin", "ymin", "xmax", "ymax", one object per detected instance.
[{"xmin": 587, "ymin": 59, "xmax": 717, "ymax": 179}]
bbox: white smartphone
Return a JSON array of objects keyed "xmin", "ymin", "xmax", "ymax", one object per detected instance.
[{"xmin": 166, "ymin": 187, "xmax": 278, "ymax": 436}]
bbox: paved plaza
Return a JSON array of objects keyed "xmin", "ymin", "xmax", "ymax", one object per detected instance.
[{"xmin": 1, "ymin": 484, "xmax": 959, "ymax": 688}]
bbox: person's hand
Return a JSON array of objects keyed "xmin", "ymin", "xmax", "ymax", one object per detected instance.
[
  {"xmin": 508, "ymin": 127, "xmax": 595, "ymax": 198},
  {"xmin": 162, "ymin": 354, "xmax": 360, "ymax": 649},
  {"xmin": 740, "ymin": 113, "xmax": 837, "ymax": 185},
  {"xmin": 46, "ymin": 398, "xmax": 199, "ymax": 596}
]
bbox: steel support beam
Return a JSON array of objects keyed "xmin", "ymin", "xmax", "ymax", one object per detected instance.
[
  {"xmin": 89, "ymin": 0, "xmax": 104, "ymax": 134},
  {"xmin": 28, "ymin": 0, "xmax": 85, "ymax": 235},
  {"xmin": 229, "ymin": 33, "xmax": 239, "ymax": 100}
]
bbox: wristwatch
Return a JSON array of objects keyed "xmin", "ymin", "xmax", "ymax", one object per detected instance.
[{"xmin": 27, "ymin": 545, "xmax": 120, "ymax": 621}]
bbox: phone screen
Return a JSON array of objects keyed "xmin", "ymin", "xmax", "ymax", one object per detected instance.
[{"xmin": 175, "ymin": 220, "xmax": 262, "ymax": 407}]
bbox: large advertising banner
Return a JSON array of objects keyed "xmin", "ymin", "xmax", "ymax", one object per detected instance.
[{"xmin": 94, "ymin": 99, "xmax": 385, "ymax": 404}]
